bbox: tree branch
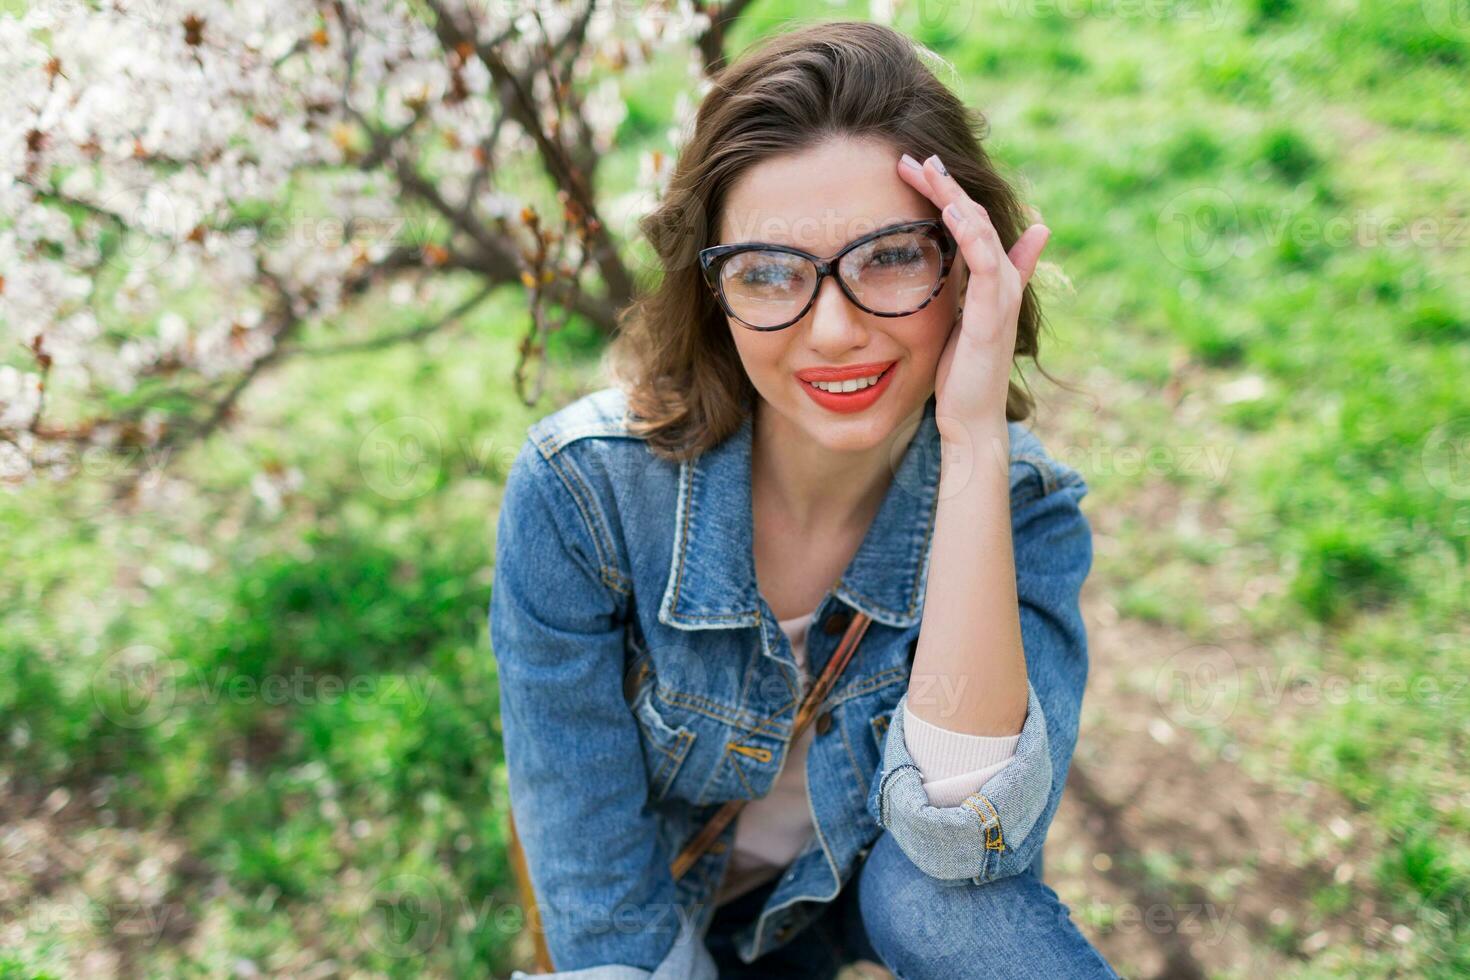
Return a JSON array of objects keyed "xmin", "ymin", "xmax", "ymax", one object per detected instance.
[{"xmin": 285, "ymin": 282, "xmax": 495, "ymax": 357}]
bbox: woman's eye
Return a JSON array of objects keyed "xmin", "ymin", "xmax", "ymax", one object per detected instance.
[
  {"xmin": 739, "ymin": 264, "xmax": 797, "ymax": 287},
  {"xmin": 868, "ymin": 246, "xmax": 924, "ymax": 268}
]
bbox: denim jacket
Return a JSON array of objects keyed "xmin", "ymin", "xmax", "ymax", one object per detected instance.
[{"xmin": 489, "ymin": 386, "xmax": 1093, "ymax": 978}]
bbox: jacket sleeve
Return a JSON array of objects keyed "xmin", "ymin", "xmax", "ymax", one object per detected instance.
[
  {"xmin": 865, "ymin": 455, "xmax": 1092, "ymax": 884},
  {"xmin": 491, "ymin": 437, "xmax": 714, "ymax": 977}
]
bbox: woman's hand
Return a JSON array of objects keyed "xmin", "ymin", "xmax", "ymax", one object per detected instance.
[{"xmin": 897, "ymin": 153, "xmax": 1051, "ymax": 449}]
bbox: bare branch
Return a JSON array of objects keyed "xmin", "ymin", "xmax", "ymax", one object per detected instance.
[
  {"xmin": 285, "ymin": 283, "xmax": 495, "ymax": 357},
  {"xmin": 423, "ymin": 0, "xmax": 634, "ymax": 313},
  {"xmin": 693, "ymin": 0, "xmax": 756, "ymax": 75}
]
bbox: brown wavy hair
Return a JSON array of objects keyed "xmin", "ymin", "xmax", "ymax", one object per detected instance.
[{"xmin": 604, "ymin": 19, "xmax": 1059, "ymax": 462}]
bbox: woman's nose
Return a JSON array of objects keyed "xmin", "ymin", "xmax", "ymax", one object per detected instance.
[{"xmin": 805, "ymin": 276, "xmax": 869, "ymax": 353}]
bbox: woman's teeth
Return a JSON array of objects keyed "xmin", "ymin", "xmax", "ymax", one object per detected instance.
[{"xmin": 807, "ymin": 369, "xmax": 886, "ymax": 393}]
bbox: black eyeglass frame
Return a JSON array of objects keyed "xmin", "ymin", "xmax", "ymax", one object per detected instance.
[{"xmin": 697, "ymin": 218, "xmax": 959, "ymax": 332}]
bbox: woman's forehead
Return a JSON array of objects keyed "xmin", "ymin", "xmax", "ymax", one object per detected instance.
[
  {"xmin": 717, "ymin": 136, "xmax": 934, "ymax": 249},
  {"xmin": 717, "ymin": 210, "xmax": 933, "ymax": 251}
]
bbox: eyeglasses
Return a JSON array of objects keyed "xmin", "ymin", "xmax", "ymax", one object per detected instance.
[{"xmin": 698, "ymin": 218, "xmax": 958, "ymax": 331}]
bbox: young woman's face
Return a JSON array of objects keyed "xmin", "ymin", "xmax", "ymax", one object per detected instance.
[{"xmin": 717, "ymin": 135, "xmax": 966, "ymax": 453}]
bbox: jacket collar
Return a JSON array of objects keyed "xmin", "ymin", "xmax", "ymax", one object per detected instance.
[{"xmin": 658, "ymin": 395, "xmax": 941, "ymax": 631}]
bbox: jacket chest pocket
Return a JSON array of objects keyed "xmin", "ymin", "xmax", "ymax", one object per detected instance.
[
  {"xmin": 624, "ymin": 640, "xmax": 698, "ymax": 802},
  {"xmin": 632, "ymin": 691, "xmax": 697, "ymax": 801}
]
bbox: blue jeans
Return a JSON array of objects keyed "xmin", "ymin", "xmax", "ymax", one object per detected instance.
[{"xmin": 704, "ymin": 831, "xmax": 1117, "ymax": 979}]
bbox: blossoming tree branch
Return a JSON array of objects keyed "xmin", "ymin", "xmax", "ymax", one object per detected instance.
[{"xmin": 0, "ymin": 0, "xmax": 755, "ymax": 488}]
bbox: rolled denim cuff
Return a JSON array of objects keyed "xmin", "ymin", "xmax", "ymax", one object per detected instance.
[{"xmin": 866, "ymin": 683, "xmax": 1053, "ymax": 882}]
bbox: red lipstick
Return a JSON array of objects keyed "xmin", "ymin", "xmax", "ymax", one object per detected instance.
[
  {"xmin": 794, "ymin": 360, "xmax": 897, "ymax": 382},
  {"xmin": 794, "ymin": 359, "xmax": 898, "ymax": 414}
]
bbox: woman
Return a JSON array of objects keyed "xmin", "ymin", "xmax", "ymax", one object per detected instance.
[{"xmin": 490, "ymin": 19, "xmax": 1116, "ymax": 980}]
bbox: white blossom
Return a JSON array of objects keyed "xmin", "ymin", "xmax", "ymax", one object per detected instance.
[{"xmin": 0, "ymin": 0, "xmax": 724, "ymax": 487}]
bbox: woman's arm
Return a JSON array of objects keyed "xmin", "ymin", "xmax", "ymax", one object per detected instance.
[
  {"xmin": 491, "ymin": 437, "xmax": 713, "ymax": 976},
  {"xmin": 895, "ymin": 151, "xmax": 1056, "ymax": 740},
  {"xmin": 866, "ymin": 445, "xmax": 1093, "ymax": 883},
  {"xmin": 908, "ymin": 421, "xmax": 1027, "ymax": 735}
]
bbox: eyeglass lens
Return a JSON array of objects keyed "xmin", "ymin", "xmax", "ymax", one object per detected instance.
[{"xmin": 718, "ymin": 226, "xmax": 945, "ymax": 329}]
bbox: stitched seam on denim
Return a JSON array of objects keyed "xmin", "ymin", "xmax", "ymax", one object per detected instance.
[
  {"xmin": 668, "ymin": 611, "xmax": 753, "ymax": 625},
  {"xmin": 539, "ymin": 446, "xmax": 630, "ymax": 596},
  {"xmin": 665, "ymin": 455, "xmax": 780, "ymax": 624},
  {"xmin": 657, "ymin": 685, "xmax": 794, "ymax": 735},
  {"xmin": 554, "ymin": 452, "xmax": 628, "ymax": 592},
  {"xmin": 837, "ymin": 711, "xmax": 865, "ymax": 785},
  {"xmin": 661, "ymin": 731, "xmax": 694, "ymax": 797},
  {"xmin": 536, "ymin": 422, "xmax": 639, "ymax": 455},
  {"xmin": 831, "ymin": 578, "xmax": 904, "ymax": 624},
  {"xmin": 670, "ymin": 459, "xmax": 695, "ymax": 618},
  {"xmin": 876, "ymin": 764, "xmax": 899, "ymax": 834},
  {"xmin": 878, "ymin": 763, "xmax": 917, "ymax": 829},
  {"xmin": 870, "ymin": 711, "xmax": 892, "ymax": 755},
  {"xmin": 648, "ymin": 749, "xmax": 672, "ymax": 791},
  {"xmin": 725, "ymin": 746, "xmax": 759, "ymax": 797},
  {"xmin": 908, "ymin": 453, "xmax": 943, "ymax": 616},
  {"xmin": 803, "ymin": 779, "xmax": 845, "ymax": 910},
  {"xmin": 978, "ymin": 793, "xmax": 1005, "ymax": 850},
  {"xmin": 664, "ymin": 462, "xmax": 754, "ymax": 624},
  {"xmin": 657, "ymin": 675, "xmax": 814, "ymax": 746},
  {"xmin": 635, "ymin": 694, "xmax": 694, "ymax": 779},
  {"xmin": 666, "ymin": 732, "xmax": 695, "ymax": 795},
  {"xmin": 639, "ymin": 718, "xmax": 683, "ymax": 763},
  {"xmin": 827, "ymin": 667, "xmax": 906, "ymax": 707}
]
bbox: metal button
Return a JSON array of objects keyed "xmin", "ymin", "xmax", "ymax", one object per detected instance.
[
  {"xmin": 822, "ymin": 609, "xmax": 852, "ymax": 635},
  {"xmin": 815, "ymin": 710, "xmax": 833, "ymax": 735}
]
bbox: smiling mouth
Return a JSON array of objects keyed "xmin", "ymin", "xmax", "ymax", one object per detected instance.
[{"xmin": 801, "ymin": 363, "xmax": 895, "ymax": 394}]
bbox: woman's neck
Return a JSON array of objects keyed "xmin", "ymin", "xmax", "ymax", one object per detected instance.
[{"xmin": 750, "ymin": 399, "xmax": 925, "ymax": 536}]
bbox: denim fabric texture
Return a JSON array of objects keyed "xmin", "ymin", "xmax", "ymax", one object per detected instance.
[
  {"xmin": 491, "ymin": 386, "xmax": 1098, "ymax": 977},
  {"xmin": 705, "ymin": 833, "xmax": 1116, "ymax": 979}
]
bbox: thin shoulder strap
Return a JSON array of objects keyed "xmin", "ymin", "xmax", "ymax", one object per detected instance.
[{"xmin": 670, "ymin": 609, "xmax": 873, "ymax": 881}]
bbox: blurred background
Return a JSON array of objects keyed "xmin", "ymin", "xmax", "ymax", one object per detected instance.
[{"xmin": 1, "ymin": 0, "xmax": 1466, "ymax": 977}]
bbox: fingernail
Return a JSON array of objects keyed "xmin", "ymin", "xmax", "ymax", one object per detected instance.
[
  {"xmin": 927, "ymin": 155, "xmax": 948, "ymax": 177},
  {"xmin": 900, "ymin": 153, "xmax": 922, "ymax": 171},
  {"xmin": 943, "ymin": 202, "xmax": 964, "ymax": 227}
]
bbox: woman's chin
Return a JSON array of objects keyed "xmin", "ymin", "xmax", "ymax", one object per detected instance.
[{"xmin": 790, "ymin": 399, "xmax": 911, "ymax": 454}]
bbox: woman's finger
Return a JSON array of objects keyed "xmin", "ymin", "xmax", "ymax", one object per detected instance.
[
  {"xmin": 898, "ymin": 153, "xmax": 1044, "ymax": 286},
  {"xmin": 923, "ymin": 155, "xmax": 1009, "ymax": 267},
  {"xmin": 1008, "ymin": 223, "xmax": 1052, "ymax": 287}
]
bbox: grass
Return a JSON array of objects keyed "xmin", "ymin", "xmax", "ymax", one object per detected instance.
[{"xmin": 2, "ymin": 1, "xmax": 1467, "ymax": 976}]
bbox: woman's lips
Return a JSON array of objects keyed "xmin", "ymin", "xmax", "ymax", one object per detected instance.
[
  {"xmin": 794, "ymin": 359, "xmax": 897, "ymax": 383},
  {"xmin": 796, "ymin": 360, "xmax": 898, "ymax": 414}
]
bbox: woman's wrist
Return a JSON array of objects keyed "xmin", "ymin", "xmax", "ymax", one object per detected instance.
[{"xmin": 935, "ymin": 415, "xmax": 1011, "ymax": 497}]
